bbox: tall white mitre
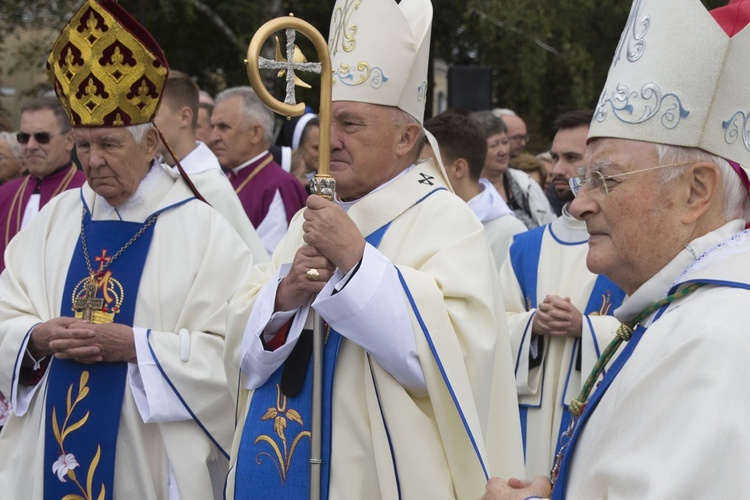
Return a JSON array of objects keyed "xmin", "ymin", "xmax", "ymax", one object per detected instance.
[
  {"xmin": 589, "ymin": 0, "xmax": 750, "ymax": 173},
  {"xmin": 327, "ymin": 0, "xmax": 432, "ymax": 124}
]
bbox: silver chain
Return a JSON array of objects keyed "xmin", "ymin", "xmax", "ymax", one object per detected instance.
[{"xmin": 80, "ymin": 206, "xmax": 160, "ymax": 275}]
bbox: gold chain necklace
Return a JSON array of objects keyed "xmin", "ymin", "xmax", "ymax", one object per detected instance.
[{"xmin": 75, "ymin": 206, "xmax": 160, "ymax": 321}]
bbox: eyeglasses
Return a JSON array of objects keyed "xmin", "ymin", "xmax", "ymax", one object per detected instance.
[
  {"xmin": 17, "ymin": 132, "xmax": 58, "ymax": 145},
  {"xmin": 509, "ymin": 134, "xmax": 530, "ymax": 143},
  {"xmin": 569, "ymin": 161, "xmax": 695, "ymax": 197}
]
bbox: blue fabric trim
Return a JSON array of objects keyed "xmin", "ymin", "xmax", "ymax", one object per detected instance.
[
  {"xmin": 585, "ymin": 316, "xmax": 601, "ymax": 359},
  {"xmin": 145, "ymin": 329, "xmax": 229, "ymax": 459},
  {"xmin": 234, "ymin": 219, "xmax": 397, "ymax": 498},
  {"xmin": 369, "ymin": 362, "xmax": 402, "ymax": 500},
  {"xmin": 551, "ymin": 321, "xmax": 650, "ymax": 499},
  {"xmin": 519, "ymin": 405, "xmax": 528, "ymax": 458},
  {"xmin": 552, "ymin": 306, "xmax": 670, "ymax": 499},
  {"xmin": 670, "ymin": 278, "xmax": 750, "ymax": 294},
  {"xmin": 416, "ymin": 187, "xmax": 447, "ymax": 205},
  {"xmin": 509, "ymin": 226, "xmax": 546, "ymax": 310},
  {"xmin": 548, "ymin": 223, "xmax": 588, "ymax": 246},
  {"xmin": 509, "ymin": 227, "xmax": 545, "ymax": 452},
  {"xmin": 395, "ymin": 268, "xmax": 489, "ymax": 480},
  {"xmin": 559, "ymin": 339, "xmax": 579, "ymax": 410}
]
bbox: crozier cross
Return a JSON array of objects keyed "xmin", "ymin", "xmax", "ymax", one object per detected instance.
[
  {"xmin": 258, "ymin": 28, "xmax": 322, "ymax": 105},
  {"xmin": 73, "ymin": 274, "xmax": 103, "ymax": 322}
]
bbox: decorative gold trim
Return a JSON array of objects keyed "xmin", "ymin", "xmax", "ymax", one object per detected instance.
[{"xmin": 253, "ymin": 384, "xmax": 311, "ymax": 483}]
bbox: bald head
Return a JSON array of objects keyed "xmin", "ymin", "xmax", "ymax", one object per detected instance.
[{"xmin": 503, "ymin": 114, "xmax": 528, "ymax": 158}]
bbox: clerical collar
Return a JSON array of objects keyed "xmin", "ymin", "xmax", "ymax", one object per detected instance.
[
  {"xmin": 231, "ymin": 151, "xmax": 269, "ymax": 176},
  {"xmin": 336, "ymin": 164, "xmax": 415, "ymax": 212}
]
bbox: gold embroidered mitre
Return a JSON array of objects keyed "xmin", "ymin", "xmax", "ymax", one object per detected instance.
[
  {"xmin": 328, "ymin": 0, "xmax": 432, "ymax": 124},
  {"xmin": 46, "ymin": 0, "xmax": 168, "ymax": 127}
]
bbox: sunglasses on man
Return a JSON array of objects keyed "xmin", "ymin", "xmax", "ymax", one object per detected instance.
[{"xmin": 16, "ymin": 132, "xmax": 58, "ymax": 145}]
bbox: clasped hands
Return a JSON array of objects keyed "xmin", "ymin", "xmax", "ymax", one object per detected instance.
[
  {"xmin": 531, "ymin": 295, "xmax": 583, "ymax": 337},
  {"xmin": 275, "ymin": 195, "xmax": 365, "ymax": 312},
  {"xmin": 28, "ymin": 316, "xmax": 137, "ymax": 364}
]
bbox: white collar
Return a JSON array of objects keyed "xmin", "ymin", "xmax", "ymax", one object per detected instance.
[
  {"xmin": 336, "ymin": 164, "xmax": 415, "ymax": 212},
  {"xmin": 93, "ymin": 160, "xmax": 166, "ymax": 220},
  {"xmin": 176, "ymin": 141, "xmax": 221, "ymax": 175},
  {"xmin": 468, "ymin": 178, "xmax": 515, "ymax": 223}
]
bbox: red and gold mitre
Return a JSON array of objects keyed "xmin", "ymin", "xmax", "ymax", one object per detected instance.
[{"xmin": 46, "ymin": 0, "xmax": 168, "ymax": 127}]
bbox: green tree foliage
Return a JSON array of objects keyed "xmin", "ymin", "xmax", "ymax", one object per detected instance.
[
  {"xmin": 459, "ymin": 0, "xmax": 727, "ymax": 146},
  {"xmin": 0, "ymin": 0, "xmax": 735, "ymax": 140}
]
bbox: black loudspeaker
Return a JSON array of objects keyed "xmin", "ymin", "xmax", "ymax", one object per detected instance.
[{"xmin": 448, "ymin": 66, "xmax": 493, "ymax": 112}]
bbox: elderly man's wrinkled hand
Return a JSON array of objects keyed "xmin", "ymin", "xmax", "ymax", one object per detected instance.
[
  {"xmin": 275, "ymin": 244, "xmax": 336, "ymax": 312},
  {"xmin": 302, "ymin": 195, "xmax": 365, "ymax": 273},
  {"xmin": 43, "ymin": 319, "xmax": 137, "ymax": 364},
  {"xmin": 29, "ymin": 317, "xmax": 97, "ymax": 360}
]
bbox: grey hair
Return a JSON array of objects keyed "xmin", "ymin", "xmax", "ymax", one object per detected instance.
[
  {"xmin": 215, "ymin": 86, "xmax": 275, "ymax": 145},
  {"xmin": 125, "ymin": 122, "xmax": 154, "ymax": 145},
  {"xmin": 470, "ymin": 110, "xmax": 507, "ymax": 139},
  {"xmin": 0, "ymin": 132, "xmax": 24, "ymax": 161},
  {"xmin": 492, "ymin": 108, "xmax": 517, "ymax": 118},
  {"xmin": 389, "ymin": 107, "xmax": 426, "ymax": 162},
  {"xmin": 655, "ymin": 143, "xmax": 750, "ymax": 220}
]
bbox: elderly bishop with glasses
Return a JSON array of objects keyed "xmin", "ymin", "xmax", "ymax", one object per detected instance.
[{"xmin": 483, "ymin": 0, "xmax": 750, "ymax": 499}]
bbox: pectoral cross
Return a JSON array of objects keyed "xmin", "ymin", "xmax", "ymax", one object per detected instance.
[{"xmin": 73, "ymin": 274, "xmax": 103, "ymax": 322}]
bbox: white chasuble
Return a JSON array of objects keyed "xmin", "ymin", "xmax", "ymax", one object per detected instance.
[{"xmin": 225, "ymin": 159, "xmax": 524, "ymax": 499}]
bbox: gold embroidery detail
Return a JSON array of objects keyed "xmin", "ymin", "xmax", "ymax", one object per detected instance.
[
  {"xmin": 254, "ymin": 384, "xmax": 311, "ymax": 483},
  {"xmin": 590, "ymin": 290, "xmax": 613, "ymax": 316},
  {"xmin": 51, "ymin": 370, "xmax": 106, "ymax": 499},
  {"xmin": 329, "ymin": 0, "xmax": 363, "ymax": 56},
  {"xmin": 46, "ymin": 0, "xmax": 167, "ymax": 126}
]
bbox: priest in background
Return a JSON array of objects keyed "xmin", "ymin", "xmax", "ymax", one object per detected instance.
[{"xmin": 0, "ymin": 97, "xmax": 85, "ymax": 273}]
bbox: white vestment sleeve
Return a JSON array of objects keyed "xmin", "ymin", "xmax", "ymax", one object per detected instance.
[
  {"xmin": 313, "ymin": 243, "xmax": 427, "ymax": 396},
  {"xmin": 129, "ymin": 327, "xmax": 191, "ymax": 422},
  {"xmin": 255, "ymin": 190, "xmax": 289, "ymax": 255},
  {"xmin": 239, "ymin": 264, "xmax": 312, "ymax": 390}
]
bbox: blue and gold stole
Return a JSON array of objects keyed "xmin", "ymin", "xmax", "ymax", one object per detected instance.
[
  {"xmin": 43, "ymin": 201, "xmax": 164, "ymax": 499},
  {"xmin": 234, "ymin": 225, "xmax": 391, "ymax": 499}
]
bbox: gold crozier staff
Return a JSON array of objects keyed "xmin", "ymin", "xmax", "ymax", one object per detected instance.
[{"xmin": 245, "ymin": 16, "xmax": 332, "ymax": 500}]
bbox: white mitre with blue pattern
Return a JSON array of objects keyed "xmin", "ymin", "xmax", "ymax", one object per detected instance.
[
  {"xmin": 328, "ymin": 0, "xmax": 432, "ymax": 124},
  {"xmin": 589, "ymin": 0, "xmax": 750, "ymax": 170}
]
